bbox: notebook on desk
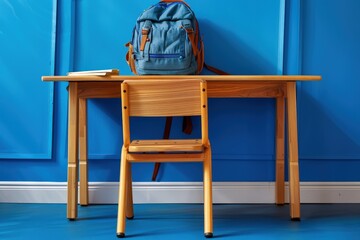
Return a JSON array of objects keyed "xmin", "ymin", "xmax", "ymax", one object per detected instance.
[{"xmin": 68, "ymin": 69, "xmax": 119, "ymax": 76}]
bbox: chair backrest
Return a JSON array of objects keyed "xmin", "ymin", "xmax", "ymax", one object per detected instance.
[{"xmin": 121, "ymin": 79, "xmax": 208, "ymax": 146}]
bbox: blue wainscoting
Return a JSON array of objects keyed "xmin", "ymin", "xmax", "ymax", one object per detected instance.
[
  {"xmin": 0, "ymin": 0, "xmax": 56, "ymax": 159},
  {"xmin": 297, "ymin": 0, "xmax": 360, "ymax": 181},
  {"xmin": 0, "ymin": 0, "xmax": 359, "ymax": 182}
]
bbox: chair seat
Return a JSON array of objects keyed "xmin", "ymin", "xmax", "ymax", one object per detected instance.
[{"xmin": 128, "ymin": 139, "xmax": 204, "ymax": 153}]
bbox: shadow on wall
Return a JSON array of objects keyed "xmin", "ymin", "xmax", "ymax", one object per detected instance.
[
  {"xmin": 199, "ymin": 20, "xmax": 277, "ymax": 75},
  {"xmin": 299, "ymin": 90, "xmax": 360, "ymax": 160},
  {"xmin": 88, "ymin": 99, "xmax": 122, "ymax": 154},
  {"xmin": 88, "ymin": 99, "xmax": 170, "ymax": 155}
]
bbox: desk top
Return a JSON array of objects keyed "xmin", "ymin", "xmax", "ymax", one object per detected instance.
[{"xmin": 42, "ymin": 75, "xmax": 321, "ymax": 82}]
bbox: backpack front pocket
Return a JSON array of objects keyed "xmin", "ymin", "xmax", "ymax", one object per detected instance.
[{"xmin": 136, "ymin": 24, "xmax": 193, "ymax": 71}]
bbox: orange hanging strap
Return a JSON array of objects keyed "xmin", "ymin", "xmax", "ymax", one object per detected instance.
[
  {"xmin": 125, "ymin": 42, "xmax": 131, "ymax": 63},
  {"xmin": 140, "ymin": 20, "xmax": 152, "ymax": 52},
  {"xmin": 204, "ymin": 63, "xmax": 230, "ymax": 75},
  {"xmin": 140, "ymin": 30, "xmax": 149, "ymax": 51},
  {"xmin": 125, "ymin": 42, "xmax": 137, "ymax": 74}
]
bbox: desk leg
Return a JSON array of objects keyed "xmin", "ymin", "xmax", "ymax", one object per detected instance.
[
  {"xmin": 79, "ymin": 98, "xmax": 88, "ymax": 206},
  {"xmin": 286, "ymin": 82, "xmax": 301, "ymax": 220},
  {"xmin": 275, "ymin": 97, "xmax": 285, "ymax": 205},
  {"xmin": 67, "ymin": 82, "xmax": 79, "ymax": 219}
]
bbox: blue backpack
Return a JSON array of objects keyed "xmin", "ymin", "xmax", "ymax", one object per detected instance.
[{"xmin": 125, "ymin": 0, "xmax": 204, "ymax": 75}]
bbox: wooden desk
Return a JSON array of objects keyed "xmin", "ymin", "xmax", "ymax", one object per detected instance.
[{"xmin": 42, "ymin": 75, "xmax": 321, "ymax": 220}]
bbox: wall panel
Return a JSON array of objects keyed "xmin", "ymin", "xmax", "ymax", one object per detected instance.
[
  {"xmin": 0, "ymin": 0, "xmax": 56, "ymax": 159},
  {"xmin": 299, "ymin": 0, "xmax": 360, "ymax": 160}
]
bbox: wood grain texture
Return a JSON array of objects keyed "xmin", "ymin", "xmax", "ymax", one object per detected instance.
[
  {"xmin": 129, "ymin": 139, "xmax": 204, "ymax": 152},
  {"xmin": 275, "ymin": 97, "xmax": 285, "ymax": 205},
  {"xmin": 124, "ymin": 79, "xmax": 202, "ymax": 117},
  {"xmin": 42, "ymin": 75, "xmax": 322, "ymax": 82},
  {"xmin": 203, "ymin": 146, "xmax": 213, "ymax": 234},
  {"xmin": 78, "ymin": 82, "xmax": 121, "ymax": 98},
  {"xmin": 79, "ymin": 98, "xmax": 88, "ymax": 206},
  {"xmin": 286, "ymin": 82, "xmax": 301, "ymax": 219},
  {"xmin": 126, "ymin": 163, "xmax": 134, "ymax": 219},
  {"xmin": 121, "ymin": 83, "xmax": 130, "ymax": 147},
  {"xmin": 208, "ymin": 82, "xmax": 286, "ymax": 98},
  {"xmin": 74, "ymin": 81, "xmax": 289, "ymax": 99},
  {"xmin": 117, "ymin": 147, "xmax": 128, "ymax": 235},
  {"xmin": 201, "ymin": 81, "xmax": 209, "ymax": 146},
  {"xmin": 127, "ymin": 153, "xmax": 205, "ymax": 162},
  {"xmin": 67, "ymin": 82, "xmax": 79, "ymax": 219}
]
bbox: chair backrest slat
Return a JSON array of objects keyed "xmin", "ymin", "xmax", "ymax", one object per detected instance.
[
  {"xmin": 121, "ymin": 79, "xmax": 208, "ymax": 146},
  {"xmin": 123, "ymin": 79, "xmax": 202, "ymax": 117}
]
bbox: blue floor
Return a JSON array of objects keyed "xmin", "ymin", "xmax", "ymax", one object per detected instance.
[{"xmin": 1, "ymin": 203, "xmax": 360, "ymax": 239}]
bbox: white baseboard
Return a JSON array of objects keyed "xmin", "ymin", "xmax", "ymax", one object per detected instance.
[{"xmin": 1, "ymin": 182, "xmax": 360, "ymax": 204}]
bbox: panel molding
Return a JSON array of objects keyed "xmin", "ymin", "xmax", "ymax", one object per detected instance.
[
  {"xmin": 46, "ymin": 0, "xmax": 58, "ymax": 159},
  {"xmin": 0, "ymin": 0, "xmax": 57, "ymax": 159},
  {"xmin": 1, "ymin": 181, "xmax": 360, "ymax": 204},
  {"xmin": 277, "ymin": 0, "xmax": 286, "ymax": 74},
  {"xmin": 300, "ymin": 154, "xmax": 360, "ymax": 160}
]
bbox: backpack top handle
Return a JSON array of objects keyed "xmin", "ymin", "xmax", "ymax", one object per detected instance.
[{"xmin": 160, "ymin": 0, "xmax": 190, "ymax": 7}]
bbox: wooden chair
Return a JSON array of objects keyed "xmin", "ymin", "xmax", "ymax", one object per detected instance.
[{"xmin": 116, "ymin": 79, "xmax": 213, "ymax": 238}]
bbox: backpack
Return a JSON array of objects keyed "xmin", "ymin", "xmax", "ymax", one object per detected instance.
[{"xmin": 125, "ymin": 0, "xmax": 204, "ymax": 75}]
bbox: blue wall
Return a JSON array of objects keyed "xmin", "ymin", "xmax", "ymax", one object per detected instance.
[
  {"xmin": 0, "ymin": 0, "xmax": 359, "ymax": 182},
  {"xmin": 0, "ymin": 0, "xmax": 55, "ymax": 159}
]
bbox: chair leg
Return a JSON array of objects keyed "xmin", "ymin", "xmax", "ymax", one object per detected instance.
[
  {"xmin": 126, "ymin": 163, "xmax": 134, "ymax": 219},
  {"xmin": 117, "ymin": 147, "xmax": 128, "ymax": 238},
  {"xmin": 203, "ymin": 147, "xmax": 213, "ymax": 238}
]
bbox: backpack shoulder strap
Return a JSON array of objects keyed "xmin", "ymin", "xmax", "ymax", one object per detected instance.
[{"xmin": 182, "ymin": 20, "xmax": 198, "ymax": 57}]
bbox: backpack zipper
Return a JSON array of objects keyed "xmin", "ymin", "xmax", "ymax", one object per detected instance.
[{"xmin": 149, "ymin": 53, "xmax": 182, "ymax": 59}]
